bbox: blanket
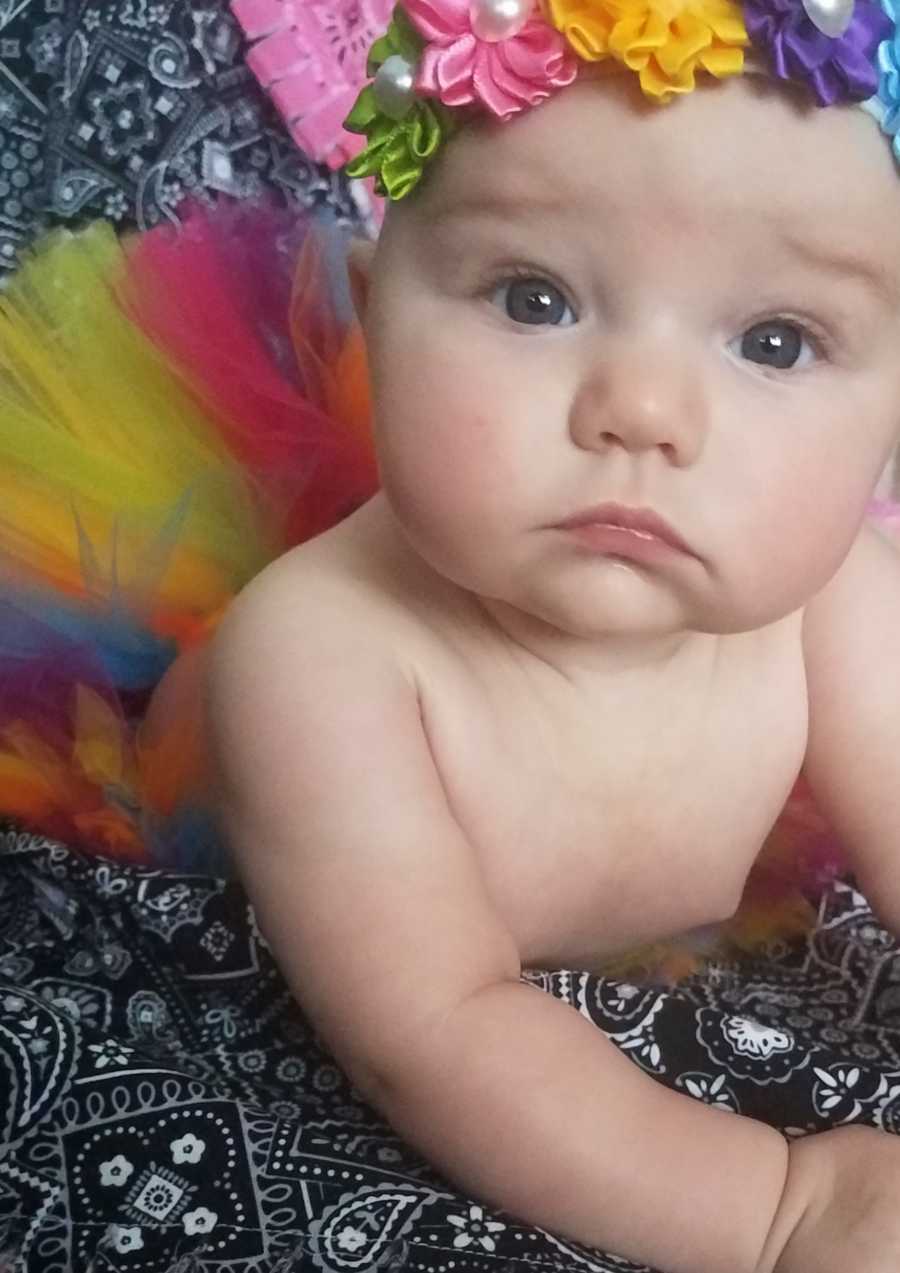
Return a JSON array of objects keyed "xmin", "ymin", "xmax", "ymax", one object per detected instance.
[{"xmin": 0, "ymin": 825, "xmax": 898, "ymax": 1273}]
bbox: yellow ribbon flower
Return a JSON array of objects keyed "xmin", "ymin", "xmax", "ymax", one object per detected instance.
[{"xmin": 544, "ymin": 0, "xmax": 749, "ymax": 100}]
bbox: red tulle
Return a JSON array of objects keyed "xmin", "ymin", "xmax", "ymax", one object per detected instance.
[{"xmin": 124, "ymin": 201, "xmax": 379, "ymax": 547}]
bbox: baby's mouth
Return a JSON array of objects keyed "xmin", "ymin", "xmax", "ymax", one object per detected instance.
[{"xmin": 554, "ymin": 502, "xmax": 696, "ymax": 559}]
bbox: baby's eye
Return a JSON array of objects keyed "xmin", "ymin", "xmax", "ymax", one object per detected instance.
[
  {"xmin": 734, "ymin": 319, "xmax": 818, "ymax": 372},
  {"xmin": 491, "ymin": 276, "xmax": 576, "ymax": 328}
]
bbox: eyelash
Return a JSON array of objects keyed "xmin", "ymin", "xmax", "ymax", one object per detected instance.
[
  {"xmin": 743, "ymin": 312, "xmax": 834, "ymax": 362},
  {"xmin": 479, "ymin": 264, "xmax": 579, "ymax": 316}
]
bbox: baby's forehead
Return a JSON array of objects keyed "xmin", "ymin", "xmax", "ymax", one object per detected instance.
[{"xmin": 406, "ymin": 74, "xmax": 900, "ymax": 263}]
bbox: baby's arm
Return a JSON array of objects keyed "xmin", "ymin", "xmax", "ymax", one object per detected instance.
[
  {"xmin": 207, "ymin": 565, "xmax": 869, "ymax": 1273},
  {"xmin": 803, "ymin": 520, "xmax": 900, "ymax": 932}
]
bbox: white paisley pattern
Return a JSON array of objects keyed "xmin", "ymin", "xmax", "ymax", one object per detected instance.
[
  {"xmin": 0, "ymin": 0, "xmax": 368, "ymax": 279},
  {"xmin": 0, "ymin": 832, "xmax": 898, "ymax": 1271}
]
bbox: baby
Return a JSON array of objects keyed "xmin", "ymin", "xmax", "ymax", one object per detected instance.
[{"xmin": 205, "ymin": 2, "xmax": 900, "ymax": 1269}]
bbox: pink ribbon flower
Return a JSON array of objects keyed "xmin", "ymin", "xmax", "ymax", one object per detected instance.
[{"xmin": 406, "ymin": 0, "xmax": 579, "ymax": 119}]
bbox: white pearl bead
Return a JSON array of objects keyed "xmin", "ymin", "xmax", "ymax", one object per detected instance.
[
  {"xmin": 801, "ymin": 0, "xmax": 854, "ymax": 38},
  {"xmin": 469, "ymin": 0, "xmax": 532, "ymax": 42},
  {"xmin": 372, "ymin": 54, "xmax": 417, "ymax": 121}
]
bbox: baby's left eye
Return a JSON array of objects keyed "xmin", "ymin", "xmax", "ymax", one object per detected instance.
[
  {"xmin": 731, "ymin": 319, "xmax": 819, "ymax": 372},
  {"xmin": 491, "ymin": 277, "xmax": 577, "ymax": 328}
]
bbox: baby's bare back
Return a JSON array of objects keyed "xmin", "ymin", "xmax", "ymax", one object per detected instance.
[{"xmin": 266, "ymin": 494, "xmax": 809, "ymax": 970}]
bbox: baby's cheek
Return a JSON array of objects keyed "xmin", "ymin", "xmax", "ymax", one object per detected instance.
[
  {"xmin": 386, "ymin": 405, "xmax": 518, "ymax": 527},
  {"xmin": 372, "ymin": 318, "xmax": 550, "ymax": 531},
  {"xmin": 750, "ymin": 451, "xmax": 875, "ymax": 603}
]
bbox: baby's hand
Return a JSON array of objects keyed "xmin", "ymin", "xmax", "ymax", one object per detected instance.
[{"xmin": 765, "ymin": 1125, "xmax": 900, "ymax": 1273}]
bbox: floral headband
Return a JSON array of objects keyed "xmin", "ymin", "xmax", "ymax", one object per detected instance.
[{"xmin": 339, "ymin": 0, "xmax": 900, "ymax": 199}]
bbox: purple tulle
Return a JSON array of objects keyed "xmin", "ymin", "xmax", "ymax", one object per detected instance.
[{"xmin": 744, "ymin": 0, "xmax": 892, "ymax": 104}]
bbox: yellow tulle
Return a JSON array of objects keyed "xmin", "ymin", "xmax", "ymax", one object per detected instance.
[{"xmin": 0, "ymin": 222, "xmax": 272, "ymax": 621}]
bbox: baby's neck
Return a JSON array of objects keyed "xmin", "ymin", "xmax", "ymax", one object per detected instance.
[{"xmin": 474, "ymin": 594, "xmax": 712, "ymax": 685}]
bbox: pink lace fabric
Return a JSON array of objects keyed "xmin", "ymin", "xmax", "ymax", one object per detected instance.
[{"xmin": 230, "ymin": 0, "xmax": 394, "ymax": 168}]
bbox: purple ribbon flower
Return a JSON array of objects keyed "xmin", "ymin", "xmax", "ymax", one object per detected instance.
[{"xmin": 743, "ymin": 0, "xmax": 893, "ymax": 104}]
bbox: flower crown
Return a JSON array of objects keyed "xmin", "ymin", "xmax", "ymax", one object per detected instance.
[{"xmin": 341, "ymin": 0, "xmax": 900, "ymax": 199}]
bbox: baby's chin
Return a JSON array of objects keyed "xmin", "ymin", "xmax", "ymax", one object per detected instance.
[
  {"xmin": 466, "ymin": 564, "xmax": 710, "ymax": 649},
  {"xmin": 475, "ymin": 559, "xmax": 818, "ymax": 648}
]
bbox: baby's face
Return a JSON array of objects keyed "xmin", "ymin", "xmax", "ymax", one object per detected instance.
[{"xmin": 362, "ymin": 73, "xmax": 900, "ymax": 641}]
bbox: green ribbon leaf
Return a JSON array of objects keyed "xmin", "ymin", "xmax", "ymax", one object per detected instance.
[
  {"xmin": 367, "ymin": 4, "xmax": 423, "ymax": 74},
  {"xmin": 343, "ymin": 8, "xmax": 457, "ymax": 200},
  {"xmin": 380, "ymin": 136, "xmax": 423, "ymax": 199},
  {"xmin": 343, "ymin": 85, "xmax": 379, "ymax": 134}
]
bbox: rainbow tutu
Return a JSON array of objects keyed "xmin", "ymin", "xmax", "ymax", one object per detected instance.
[{"xmin": 0, "ymin": 201, "xmax": 377, "ymax": 869}]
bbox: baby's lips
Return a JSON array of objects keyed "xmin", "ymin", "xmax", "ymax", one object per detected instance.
[{"xmin": 554, "ymin": 501, "xmax": 698, "ymax": 558}]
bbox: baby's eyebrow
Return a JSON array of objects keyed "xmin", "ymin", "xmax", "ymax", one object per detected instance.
[
  {"xmin": 431, "ymin": 187, "xmax": 570, "ymax": 226},
  {"xmin": 778, "ymin": 230, "xmax": 898, "ymax": 309}
]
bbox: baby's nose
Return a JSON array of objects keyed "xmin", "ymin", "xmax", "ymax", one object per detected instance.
[{"xmin": 568, "ymin": 343, "xmax": 708, "ymax": 467}]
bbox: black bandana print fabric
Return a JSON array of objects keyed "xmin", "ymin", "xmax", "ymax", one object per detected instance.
[
  {"xmin": 0, "ymin": 0, "xmax": 365, "ymax": 281},
  {"xmin": 0, "ymin": 829, "xmax": 900, "ymax": 1271}
]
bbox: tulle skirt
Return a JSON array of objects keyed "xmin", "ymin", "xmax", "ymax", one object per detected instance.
[{"xmin": 0, "ymin": 200, "xmax": 377, "ymax": 868}]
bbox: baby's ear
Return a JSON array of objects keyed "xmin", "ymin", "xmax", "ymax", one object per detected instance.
[{"xmin": 347, "ymin": 237, "xmax": 377, "ymax": 322}]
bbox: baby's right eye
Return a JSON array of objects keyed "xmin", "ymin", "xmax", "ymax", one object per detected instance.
[{"xmin": 491, "ymin": 276, "xmax": 577, "ymax": 328}]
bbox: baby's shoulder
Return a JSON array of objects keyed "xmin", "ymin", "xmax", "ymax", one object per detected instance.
[
  {"xmin": 802, "ymin": 519, "xmax": 900, "ymax": 657},
  {"xmin": 218, "ymin": 553, "xmax": 387, "ymax": 672},
  {"xmin": 210, "ymin": 495, "xmax": 442, "ymax": 687},
  {"xmin": 205, "ymin": 509, "xmax": 427, "ymax": 796}
]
